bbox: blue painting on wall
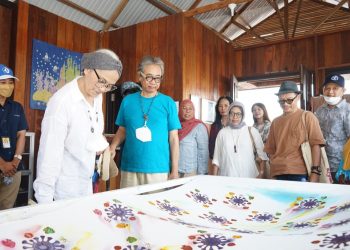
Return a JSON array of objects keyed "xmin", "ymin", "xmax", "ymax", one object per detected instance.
[{"xmin": 30, "ymin": 39, "xmax": 82, "ymax": 110}]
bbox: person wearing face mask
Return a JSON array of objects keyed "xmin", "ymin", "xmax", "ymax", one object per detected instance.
[
  {"xmin": 0, "ymin": 64, "xmax": 28, "ymax": 210},
  {"xmin": 212, "ymin": 101, "xmax": 267, "ymax": 178},
  {"xmin": 265, "ymin": 81, "xmax": 325, "ymax": 183},
  {"xmin": 33, "ymin": 49, "xmax": 122, "ymax": 203},
  {"xmin": 315, "ymin": 74, "xmax": 350, "ymax": 184}
]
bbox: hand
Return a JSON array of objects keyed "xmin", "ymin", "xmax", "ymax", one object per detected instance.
[
  {"xmin": 309, "ymin": 173, "xmax": 320, "ymax": 183},
  {"xmin": 1, "ymin": 162, "xmax": 17, "ymax": 176},
  {"xmin": 168, "ymin": 171, "xmax": 179, "ymax": 180},
  {"xmin": 257, "ymin": 171, "xmax": 264, "ymax": 179}
]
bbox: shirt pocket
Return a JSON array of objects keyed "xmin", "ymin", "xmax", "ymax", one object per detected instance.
[{"xmin": 291, "ymin": 128, "xmax": 302, "ymax": 146}]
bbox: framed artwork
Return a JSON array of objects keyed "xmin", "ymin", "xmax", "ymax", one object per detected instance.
[
  {"xmin": 190, "ymin": 94, "xmax": 201, "ymax": 119},
  {"xmin": 201, "ymin": 98, "xmax": 216, "ymax": 124}
]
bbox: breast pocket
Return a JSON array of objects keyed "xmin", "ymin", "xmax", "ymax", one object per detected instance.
[{"xmin": 291, "ymin": 128, "xmax": 302, "ymax": 146}]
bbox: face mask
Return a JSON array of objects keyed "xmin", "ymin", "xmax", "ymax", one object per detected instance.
[
  {"xmin": 0, "ymin": 83, "xmax": 14, "ymax": 98},
  {"xmin": 324, "ymin": 96, "xmax": 342, "ymax": 106}
]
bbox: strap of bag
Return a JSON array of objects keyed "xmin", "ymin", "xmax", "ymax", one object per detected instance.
[
  {"xmin": 248, "ymin": 126, "xmax": 257, "ymax": 153},
  {"xmin": 301, "ymin": 111, "xmax": 309, "ymax": 142}
]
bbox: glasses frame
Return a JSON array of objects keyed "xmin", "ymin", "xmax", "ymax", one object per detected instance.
[
  {"xmin": 93, "ymin": 69, "xmax": 118, "ymax": 92},
  {"xmin": 230, "ymin": 112, "xmax": 242, "ymax": 118},
  {"xmin": 278, "ymin": 94, "xmax": 299, "ymax": 105},
  {"xmin": 140, "ymin": 72, "xmax": 162, "ymax": 84}
]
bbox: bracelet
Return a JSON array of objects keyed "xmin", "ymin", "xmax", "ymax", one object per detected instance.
[
  {"xmin": 311, "ymin": 166, "xmax": 321, "ymax": 172},
  {"xmin": 311, "ymin": 170, "xmax": 321, "ymax": 176}
]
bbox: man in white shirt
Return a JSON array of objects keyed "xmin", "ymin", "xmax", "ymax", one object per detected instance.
[{"xmin": 34, "ymin": 49, "xmax": 122, "ymax": 203}]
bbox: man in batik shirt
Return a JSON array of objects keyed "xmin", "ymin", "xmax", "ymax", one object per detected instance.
[{"xmin": 315, "ymin": 74, "xmax": 350, "ymax": 184}]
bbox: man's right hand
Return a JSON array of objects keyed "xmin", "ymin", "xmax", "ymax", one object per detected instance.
[{"xmin": 0, "ymin": 162, "xmax": 17, "ymax": 176}]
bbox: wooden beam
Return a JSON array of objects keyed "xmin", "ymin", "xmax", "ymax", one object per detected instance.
[
  {"xmin": 189, "ymin": 0, "xmax": 202, "ymax": 10},
  {"xmin": 232, "ymin": 20, "xmax": 269, "ymax": 42},
  {"xmin": 103, "ymin": 0, "xmax": 129, "ymax": 31},
  {"xmin": 267, "ymin": 0, "xmax": 287, "ymax": 39},
  {"xmin": 159, "ymin": 0, "xmax": 183, "ymax": 13},
  {"xmin": 184, "ymin": 0, "xmax": 251, "ymax": 17},
  {"xmin": 200, "ymin": 21, "xmax": 231, "ymax": 43},
  {"xmin": 292, "ymin": 0, "xmax": 302, "ymax": 38},
  {"xmin": 220, "ymin": 1, "xmax": 251, "ymax": 33},
  {"xmin": 311, "ymin": 0, "xmax": 348, "ymax": 33},
  {"xmin": 57, "ymin": 0, "xmax": 118, "ymax": 29},
  {"xmin": 284, "ymin": 0, "xmax": 288, "ymax": 38},
  {"xmin": 146, "ymin": 0, "xmax": 179, "ymax": 15}
]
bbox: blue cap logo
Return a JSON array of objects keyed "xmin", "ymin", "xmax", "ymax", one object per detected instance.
[{"xmin": 331, "ymin": 75, "xmax": 339, "ymax": 81}]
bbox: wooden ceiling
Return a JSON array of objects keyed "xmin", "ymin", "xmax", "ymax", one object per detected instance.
[{"xmin": 25, "ymin": 0, "xmax": 350, "ymax": 49}]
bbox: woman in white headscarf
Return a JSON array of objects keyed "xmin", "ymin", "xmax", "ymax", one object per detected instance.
[{"xmin": 212, "ymin": 101, "xmax": 268, "ymax": 178}]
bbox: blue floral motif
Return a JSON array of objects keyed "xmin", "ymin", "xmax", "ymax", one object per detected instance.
[
  {"xmin": 193, "ymin": 234, "xmax": 234, "ymax": 249},
  {"xmin": 319, "ymin": 232, "xmax": 350, "ymax": 249},
  {"xmin": 22, "ymin": 235, "xmax": 65, "ymax": 250},
  {"xmin": 105, "ymin": 204, "xmax": 134, "ymax": 222}
]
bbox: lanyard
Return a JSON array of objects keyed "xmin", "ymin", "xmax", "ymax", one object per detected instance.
[{"xmin": 139, "ymin": 92, "xmax": 158, "ymax": 126}]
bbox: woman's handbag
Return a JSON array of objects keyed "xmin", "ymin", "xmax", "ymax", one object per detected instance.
[
  {"xmin": 248, "ymin": 127, "xmax": 263, "ymax": 169},
  {"xmin": 97, "ymin": 147, "xmax": 119, "ymax": 181},
  {"xmin": 300, "ymin": 111, "xmax": 332, "ymax": 183}
]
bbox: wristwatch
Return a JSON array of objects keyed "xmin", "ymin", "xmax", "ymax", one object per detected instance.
[{"xmin": 14, "ymin": 154, "xmax": 22, "ymax": 160}]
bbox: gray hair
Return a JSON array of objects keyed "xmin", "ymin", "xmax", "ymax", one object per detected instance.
[
  {"xmin": 137, "ymin": 56, "xmax": 164, "ymax": 76},
  {"xmin": 81, "ymin": 49, "xmax": 123, "ymax": 76}
]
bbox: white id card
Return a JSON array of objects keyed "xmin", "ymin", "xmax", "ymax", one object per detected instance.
[
  {"xmin": 1, "ymin": 137, "xmax": 10, "ymax": 148},
  {"xmin": 136, "ymin": 126, "xmax": 152, "ymax": 142}
]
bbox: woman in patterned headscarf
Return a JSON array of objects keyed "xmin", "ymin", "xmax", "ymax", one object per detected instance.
[
  {"xmin": 178, "ymin": 99, "xmax": 209, "ymax": 177},
  {"xmin": 212, "ymin": 101, "xmax": 267, "ymax": 178}
]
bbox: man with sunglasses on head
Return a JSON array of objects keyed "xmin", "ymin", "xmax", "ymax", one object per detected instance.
[
  {"xmin": 34, "ymin": 49, "xmax": 122, "ymax": 203},
  {"xmin": 264, "ymin": 81, "xmax": 324, "ymax": 182},
  {"xmin": 110, "ymin": 56, "xmax": 181, "ymax": 188},
  {"xmin": 315, "ymin": 74, "xmax": 350, "ymax": 184}
]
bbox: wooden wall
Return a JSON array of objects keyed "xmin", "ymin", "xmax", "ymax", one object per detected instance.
[
  {"xmin": 0, "ymin": 1, "xmax": 16, "ymax": 68},
  {"xmin": 232, "ymin": 29, "xmax": 350, "ymax": 95},
  {"xmin": 107, "ymin": 14, "xmax": 232, "ymax": 102}
]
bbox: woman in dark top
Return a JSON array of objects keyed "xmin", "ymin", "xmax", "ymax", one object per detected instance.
[{"xmin": 209, "ymin": 96, "xmax": 233, "ymax": 160}]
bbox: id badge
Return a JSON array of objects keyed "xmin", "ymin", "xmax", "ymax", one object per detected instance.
[
  {"xmin": 136, "ymin": 126, "xmax": 152, "ymax": 142},
  {"xmin": 1, "ymin": 137, "xmax": 11, "ymax": 148}
]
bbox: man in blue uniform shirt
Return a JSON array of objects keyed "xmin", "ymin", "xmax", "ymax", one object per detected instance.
[{"xmin": 0, "ymin": 64, "xmax": 28, "ymax": 210}]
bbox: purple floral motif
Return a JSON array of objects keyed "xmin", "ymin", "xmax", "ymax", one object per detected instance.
[
  {"xmin": 208, "ymin": 215, "xmax": 229, "ymax": 224},
  {"xmin": 248, "ymin": 213, "xmax": 278, "ymax": 223},
  {"xmin": 193, "ymin": 234, "xmax": 234, "ymax": 249},
  {"xmin": 122, "ymin": 246, "xmax": 151, "ymax": 250},
  {"xmin": 186, "ymin": 189, "xmax": 215, "ymax": 207},
  {"xmin": 291, "ymin": 197, "xmax": 326, "ymax": 212},
  {"xmin": 155, "ymin": 200, "xmax": 186, "ymax": 216},
  {"xmin": 283, "ymin": 221, "xmax": 318, "ymax": 230},
  {"xmin": 321, "ymin": 218, "xmax": 350, "ymax": 229},
  {"xmin": 199, "ymin": 212, "xmax": 235, "ymax": 226},
  {"xmin": 319, "ymin": 232, "xmax": 350, "ymax": 249},
  {"xmin": 330, "ymin": 202, "xmax": 350, "ymax": 215},
  {"xmin": 299, "ymin": 198, "xmax": 321, "ymax": 210},
  {"xmin": 22, "ymin": 236, "xmax": 65, "ymax": 250},
  {"xmin": 224, "ymin": 192, "xmax": 253, "ymax": 209},
  {"xmin": 105, "ymin": 204, "xmax": 134, "ymax": 222},
  {"xmin": 229, "ymin": 196, "xmax": 249, "ymax": 207}
]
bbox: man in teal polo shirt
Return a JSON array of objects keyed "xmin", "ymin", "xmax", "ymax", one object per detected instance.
[{"xmin": 110, "ymin": 56, "xmax": 181, "ymax": 188}]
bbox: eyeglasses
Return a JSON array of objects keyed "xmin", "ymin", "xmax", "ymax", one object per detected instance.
[
  {"xmin": 140, "ymin": 72, "xmax": 162, "ymax": 84},
  {"xmin": 93, "ymin": 69, "xmax": 118, "ymax": 92},
  {"xmin": 278, "ymin": 94, "xmax": 299, "ymax": 105},
  {"xmin": 230, "ymin": 112, "xmax": 242, "ymax": 118}
]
